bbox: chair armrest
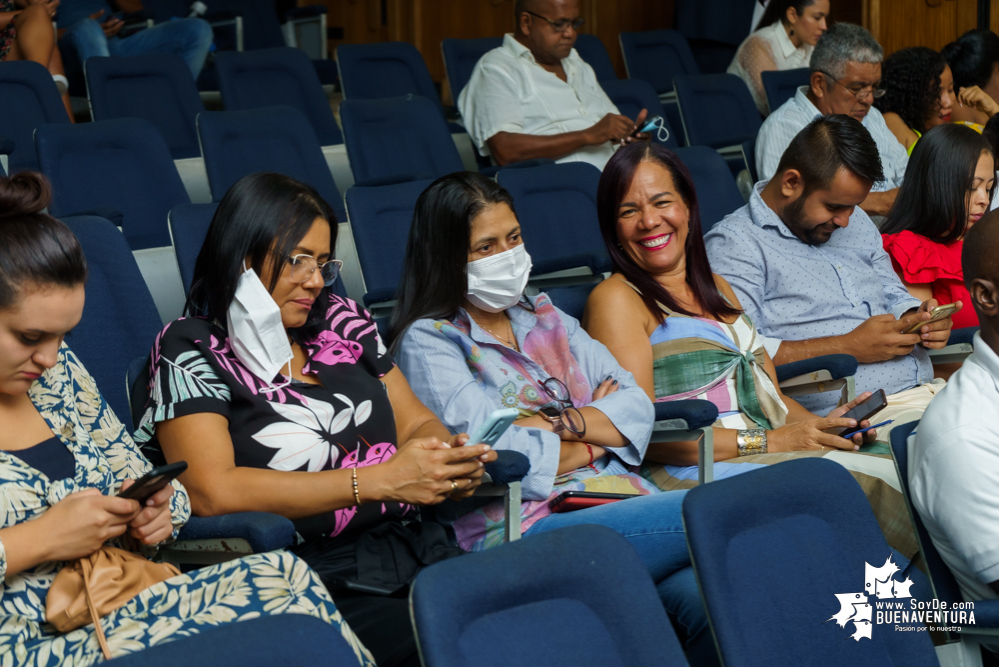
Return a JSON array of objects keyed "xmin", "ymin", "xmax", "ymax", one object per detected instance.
[
  {"xmin": 353, "ymin": 172, "xmax": 436, "ymax": 188},
  {"xmin": 481, "ymin": 158, "xmax": 556, "ymax": 178},
  {"xmin": 66, "ymin": 207, "xmax": 124, "ymax": 228},
  {"xmin": 482, "ymin": 450, "xmax": 530, "ymax": 484},
  {"xmin": 283, "ymin": 5, "xmax": 327, "ymax": 20},
  {"xmin": 947, "ymin": 326, "xmax": 978, "ymax": 347},
  {"xmin": 653, "ymin": 400, "xmax": 718, "ymax": 430},
  {"xmin": 176, "ymin": 513, "xmax": 296, "ymax": 553},
  {"xmin": 775, "ymin": 354, "xmax": 858, "ymax": 383},
  {"xmin": 929, "ymin": 327, "xmax": 977, "ymax": 365}
]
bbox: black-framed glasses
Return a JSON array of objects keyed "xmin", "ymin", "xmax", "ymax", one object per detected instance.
[
  {"xmin": 542, "ymin": 377, "xmax": 586, "ymax": 435},
  {"xmin": 286, "ymin": 254, "xmax": 343, "ymax": 286},
  {"xmin": 524, "ymin": 9, "xmax": 585, "ymax": 33},
  {"xmin": 817, "ymin": 69, "xmax": 886, "ymax": 101}
]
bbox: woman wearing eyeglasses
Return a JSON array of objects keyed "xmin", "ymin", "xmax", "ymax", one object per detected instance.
[
  {"xmin": 389, "ymin": 172, "xmax": 718, "ymax": 666},
  {"xmin": 136, "ymin": 173, "xmax": 496, "ymax": 667}
]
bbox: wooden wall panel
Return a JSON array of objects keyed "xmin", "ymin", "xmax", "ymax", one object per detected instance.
[{"xmin": 861, "ymin": 0, "xmax": 979, "ymax": 56}]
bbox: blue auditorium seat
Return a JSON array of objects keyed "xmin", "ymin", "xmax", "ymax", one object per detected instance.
[
  {"xmin": 497, "ymin": 162, "xmax": 609, "ymax": 276},
  {"xmin": 684, "ymin": 458, "xmax": 939, "ymax": 667},
  {"xmin": 215, "ymin": 48, "xmax": 344, "ymax": 147},
  {"xmin": 411, "ymin": 525, "xmax": 689, "ymax": 667},
  {"xmin": 441, "ymin": 37, "xmax": 502, "ymax": 103},
  {"xmin": 168, "ymin": 202, "xmax": 218, "ymax": 296},
  {"xmin": 673, "ymin": 73, "xmax": 762, "ymax": 150},
  {"xmin": 37, "ymin": 118, "xmax": 190, "ymax": 251},
  {"xmin": 337, "ymin": 42, "xmax": 453, "ymax": 119},
  {"xmin": 196, "ymin": 106, "xmax": 347, "ymax": 221},
  {"xmin": 574, "ymin": 34, "xmax": 618, "ymax": 82},
  {"xmin": 344, "ymin": 178, "xmax": 434, "ymax": 307},
  {"xmin": 672, "ymin": 146, "xmax": 744, "ymax": 232},
  {"xmin": 600, "ymin": 79, "xmax": 679, "ymax": 148},
  {"xmin": 0, "ymin": 60, "xmax": 71, "ymax": 173},
  {"xmin": 761, "ymin": 68, "xmax": 811, "ymax": 114},
  {"xmin": 619, "ymin": 30, "xmax": 700, "ymax": 98},
  {"xmin": 86, "ymin": 54, "xmax": 205, "ymax": 160},
  {"xmin": 340, "ymin": 96, "xmax": 464, "ymax": 187}
]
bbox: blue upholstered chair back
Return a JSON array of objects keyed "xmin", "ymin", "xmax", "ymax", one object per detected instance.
[
  {"xmin": 761, "ymin": 67, "xmax": 811, "ymax": 114},
  {"xmin": 441, "ymin": 37, "xmax": 502, "ymax": 103},
  {"xmin": 196, "ymin": 106, "xmax": 346, "ymax": 221},
  {"xmin": 215, "ymin": 48, "xmax": 343, "ymax": 146},
  {"xmin": 600, "ymin": 79, "xmax": 678, "ymax": 148},
  {"xmin": 411, "ymin": 525, "xmax": 688, "ymax": 667},
  {"xmin": 574, "ymin": 34, "xmax": 618, "ymax": 82},
  {"xmin": 337, "ymin": 41, "xmax": 441, "ymax": 108},
  {"xmin": 672, "ymin": 146, "xmax": 744, "ymax": 232},
  {"xmin": 37, "ymin": 118, "xmax": 190, "ymax": 250},
  {"xmin": 683, "ymin": 458, "xmax": 938, "ymax": 667},
  {"xmin": 497, "ymin": 162, "xmax": 608, "ymax": 276},
  {"xmin": 0, "ymin": 60, "xmax": 71, "ymax": 173},
  {"xmin": 546, "ymin": 283, "xmax": 598, "ymax": 323},
  {"xmin": 619, "ymin": 29, "xmax": 699, "ymax": 96},
  {"xmin": 340, "ymin": 95, "xmax": 463, "ymax": 187},
  {"xmin": 168, "ymin": 202, "xmax": 218, "ymax": 297},
  {"xmin": 674, "ymin": 73, "xmax": 762, "ymax": 149},
  {"xmin": 61, "ymin": 216, "xmax": 164, "ymax": 431},
  {"xmin": 345, "ymin": 178, "xmax": 434, "ymax": 306},
  {"xmin": 86, "ymin": 54, "xmax": 205, "ymax": 160}
]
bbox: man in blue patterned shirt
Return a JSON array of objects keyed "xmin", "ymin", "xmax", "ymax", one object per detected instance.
[{"xmin": 706, "ymin": 115, "xmax": 955, "ymax": 424}]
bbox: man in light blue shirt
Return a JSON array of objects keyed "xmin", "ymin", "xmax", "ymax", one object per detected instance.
[
  {"xmin": 756, "ymin": 23, "xmax": 908, "ymax": 217},
  {"xmin": 706, "ymin": 115, "xmax": 956, "ymax": 417}
]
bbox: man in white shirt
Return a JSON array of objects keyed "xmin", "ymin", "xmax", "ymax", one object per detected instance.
[
  {"xmin": 458, "ymin": 0, "xmax": 646, "ymax": 170},
  {"xmin": 756, "ymin": 23, "xmax": 908, "ymax": 216},
  {"xmin": 911, "ymin": 211, "xmax": 999, "ymax": 607}
]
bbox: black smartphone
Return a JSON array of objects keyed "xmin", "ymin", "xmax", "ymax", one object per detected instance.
[
  {"xmin": 831, "ymin": 389, "xmax": 887, "ymax": 437},
  {"xmin": 107, "ymin": 11, "xmax": 124, "ymax": 21},
  {"xmin": 549, "ymin": 491, "xmax": 638, "ymax": 513},
  {"xmin": 118, "ymin": 462, "xmax": 188, "ymax": 503}
]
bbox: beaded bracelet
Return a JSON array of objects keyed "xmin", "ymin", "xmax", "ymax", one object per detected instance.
[{"xmin": 352, "ymin": 467, "xmax": 361, "ymax": 505}]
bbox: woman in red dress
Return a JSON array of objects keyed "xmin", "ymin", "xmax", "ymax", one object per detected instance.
[{"xmin": 881, "ymin": 123, "xmax": 994, "ymax": 329}]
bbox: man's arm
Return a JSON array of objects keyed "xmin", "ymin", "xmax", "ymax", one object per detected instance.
[
  {"xmin": 859, "ymin": 188, "xmax": 898, "ymax": 217},
  {"xmin": 487, "ymin": 112, "xmax": 635, "ymax": 165}
]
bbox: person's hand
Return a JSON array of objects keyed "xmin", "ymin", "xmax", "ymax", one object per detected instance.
[
  {"xmin": 958, "ymin": 86, "xmax": 999, "ymax": 117},
  {"xmin": 25, "ymin": 0, "xmax": 59, "ymax": 18},
  {"xmin": 898, "ymin": 298, "xmax": 958, "ymax": 349},
  {"xmin": 842, "ymin": 314, "xmax": 921, "ymax": 363},
  {"xmin": 89, "ymin": 10, "xmax": 124, "ymax": 37},
  {"xmin": 38, "ymin": 488, "xmax": 141, "ymax": 562},
  {"xmin": 120, "ymin": 479, "xmax": 175, "ymax": 546},
  {"xmin": 768, "ymin": 417, "xmax": 861, "ymax": 453},
  {"xmin": 591, "ymin": 376, "xmax": 620, "ymax": 401},
  {"xmin": 826, "ymin": 392, "xmax": 878, "ymax": 447},
  {"xmin": 623, "ymin": 108, "xmax": 651, "ymax": 144},
  {"xmin": 584, "ymin": 113, "xmax": 638, "ymax": 145},
  {"xmin": 370, "ymin": 437, "xmax": 494, "ymax": 505}
]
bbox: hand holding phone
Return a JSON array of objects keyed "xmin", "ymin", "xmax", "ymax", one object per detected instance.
[
  {"xmin": 828, "ymin": 390, "xmax": 887, "ymax": 437},
  {"xmin": 118, "ymin": 462, "xmax": 187, "ymax": 503},
  {"xmin": 466, "ymin": 408, "xmax": 519, "ymax": 447},
  {"xmin": 902, "ymin": 303, "xmax": 960, "ymax": 334}
]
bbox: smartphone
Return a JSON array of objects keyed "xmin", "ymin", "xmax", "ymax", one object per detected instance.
[
  {"xmin": 830, "ymin": 389, "xmax": 887, "ymax": 437},
  {"xmin": 841, "ymin": 419, "xmax": 893, "ymax": 440},
  {"xmin": 106, "ymin": 11, "xmax": 124, "ymax": 22},
  {"xmin": 902, "ymin": 303, "xmax": 960, "ymax": 334},
  {"xmin": 118, "ymin": 462, "xmax": 188, "ymax": 503},
  {"xmin": 466, "ymin": 408, "xmax": 519, "ymax": 447},
  {"xmin": 549, "ymin": 491, "xmax": 638, "ymax": 513}
]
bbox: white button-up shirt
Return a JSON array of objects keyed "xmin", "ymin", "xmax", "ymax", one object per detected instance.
[
  {"xmin": 912, "ymin": 334, "xmax": 999, "ymax": 604},
  {"xmin": 755, "ymin": 85, "xmax": 909, "ymax": 190},
  {"xmin": 458, "ymin": 33, "xmax": 621, "ymax": 170}
]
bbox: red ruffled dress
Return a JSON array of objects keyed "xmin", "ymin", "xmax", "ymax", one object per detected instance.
[{"xmin": 882, "ymin": 230, "xmax": 978, "ymax": 329}]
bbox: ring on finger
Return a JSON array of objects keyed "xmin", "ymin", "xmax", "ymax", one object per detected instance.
[{"xmin": 450, "ymin": 480, "xmax": 459, "ymax": 494}]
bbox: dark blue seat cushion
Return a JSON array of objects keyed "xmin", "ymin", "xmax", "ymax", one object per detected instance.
[
  {"xmin": 775, "ymin": 354, "xmax": 859, "ymax": 383},
  {"xmin": 654, "ymin": 400, "xmax": 718, "ymax": 429}
]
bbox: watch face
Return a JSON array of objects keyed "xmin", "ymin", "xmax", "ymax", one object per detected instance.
[{"xmin": 539, "ymin": 407, "xmax": 561, "ymax": 419}]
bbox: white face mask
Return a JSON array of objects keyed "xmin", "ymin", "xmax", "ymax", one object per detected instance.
[
  {"xmin": 466, "ymin": 244, "xmax": 533, "ymax": 313},
  {"xmin": 227, "ymin": 262, "xmax": 293, "ymax": 392}
]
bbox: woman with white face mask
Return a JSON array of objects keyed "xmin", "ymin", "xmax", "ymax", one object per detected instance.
[
  {"xmin": 389, "ymin": 172, "xmax": 719, "ymax": 667},
  {"xmin": 136, "ymin": 172, "xmax": 496, "ymax": 667}
]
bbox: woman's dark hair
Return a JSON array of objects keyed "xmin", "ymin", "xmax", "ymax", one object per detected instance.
[
  {"xmin": 942, "ymin": 29, "xmax": 999, "ymax": 91},
  {"xmin": 984, "ymin": 113, "xmax": 999, "ymax": 172},
  {"xmin": 881, "ymin": 124, "xmax": 993, "ymax": 244},
  {"xmin": 597, "ymin": 142, "xmax": 740, "ymax": 324},
  {"xmin": 873, "ymin": 47, "xmax": 947, "ymax": 133},
  {"xmin": 756, "ymin": 0, "xmax": 817, "ymax": 32},
  {"xmin": 0, "ymin": 172, "xmax": 87, "ymax": 309},
  {"xmin": 388, "ymin": 172, "xmax": 517, "ymax": 349},
  {"xmin": 187, "ymin": 172, "xmax": 338, "ymax": 343}
]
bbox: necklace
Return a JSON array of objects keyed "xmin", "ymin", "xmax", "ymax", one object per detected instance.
[{"xmin": 478, "ymin": 318, "xmax": 518, "ymax": 349}]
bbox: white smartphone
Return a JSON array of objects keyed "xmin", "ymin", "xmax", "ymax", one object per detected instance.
[
  {"xmin": 466, "ymin": 408, "xmax": 519, "ymax": 447},
  {"xmin": 902, "ymin": 303, "xmax": 960, "ymax": 334}
]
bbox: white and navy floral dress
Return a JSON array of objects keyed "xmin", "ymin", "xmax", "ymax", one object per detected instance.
[{"xmin": 0, "ymin": 344, "xmax": 373, "ymax": 667}]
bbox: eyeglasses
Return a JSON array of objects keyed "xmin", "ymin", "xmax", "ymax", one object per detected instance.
[
  {"xmin": 524, "ymin": 9, "xmax": 585, "ymax": 33},
  {"xmin": 817, "ymin": 69, "xmax": 886, "ymax": 101},
  {"xmin": 542, "ymin": 377, "xmax": 586, "ymax": 435},
  {"xmin": 286, "ymin": 254, "xmax": 343, "ymax": 286}
]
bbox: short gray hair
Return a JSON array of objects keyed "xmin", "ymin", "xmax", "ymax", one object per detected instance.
[{"xmin": 809, "ymin": 23, "xmax": 884, "ymax": 80}]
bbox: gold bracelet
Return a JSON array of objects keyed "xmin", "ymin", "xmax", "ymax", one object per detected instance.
[
  {"xmin": 737, "ymin": 429, "xmax": 768, "ymax": 456},
  {"xmin": 352, "ymin": 467, "xmax": 361, "ymax": 505}
]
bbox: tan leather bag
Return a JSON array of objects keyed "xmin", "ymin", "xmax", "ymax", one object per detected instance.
[{"xmin": 46, "ymin": 546, "xmax": 180, "ymax": 660}]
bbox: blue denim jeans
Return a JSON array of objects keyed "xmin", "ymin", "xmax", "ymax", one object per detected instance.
[
  {"xmin": 59, "ymin": 17, "xmax": 213, "ymax": 78},
  {"xmin": 525, "ymin": 490, "xmax": 719, "ymax": 666}
]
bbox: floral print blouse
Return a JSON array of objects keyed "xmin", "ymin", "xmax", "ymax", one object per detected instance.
[{"xmin": 0, "ymin": 344, "xmax": 190, "ymax": 654}]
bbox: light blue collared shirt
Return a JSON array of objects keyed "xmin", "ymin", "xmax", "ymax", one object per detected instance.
[
  {"xmin": 395, "ymin": 294, "xmax": 654, "ymax": 501},
  {"xmin": 704, "ymin": 182, "xmax": 933, "ymax": 413},
  {"xmin": 755, "ymin": 86, "xmax": 909, "ymax": 190}
]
